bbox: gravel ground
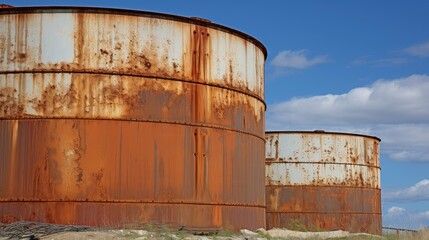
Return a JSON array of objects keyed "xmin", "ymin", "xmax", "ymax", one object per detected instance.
[{"xmin": 0, "ymin": 221, "xmax": 386, "ymax": 240}]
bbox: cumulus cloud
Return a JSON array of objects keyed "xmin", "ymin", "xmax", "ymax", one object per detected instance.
[
  {"xmin": 384, "ymin": 179, "xmax": 429, "ymax": 202},
  {"xmin": 404, "ymin": 41, "xmax": 429, "ymax": 57},
  {"xmin": 266, "ymin": 74, "xmax": 429, "ymax": 162},
  {"xmin": 271, "ymin": 50, "xmax": 328, "ymax": 69},
  {"xmin": 268, "ymin": 75, "xmax": 429, "ymax": 125},
  {"xmin": 384, "ymin": 206, "xmax": 429, "ymax": 229},
  {"xmin": 390, "ymin": 152, "xmax": 429, "ymax": 162},
  {"xmin": 387, "ymin": 206, "xmax": 406, "ymax": 216},
  {"xmin": 371, "ymin": 124, "xmax": 429, "ymax": 162}
]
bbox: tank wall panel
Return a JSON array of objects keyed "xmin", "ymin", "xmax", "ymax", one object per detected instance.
[
  {"xmin": 266, "ymin": 133, "xmax": 379, "ymax": 166},
  {"xmin": 266, "ymin": 186, "xmax": 381, "ymax": 213},
  {"xmin": 0, "ymin": 73, "xmax": 264, "ymax": 136},
  {"xmin": 0, "ymin": 120, "xmax": 265, "ymax": 206},
  {"xmin": 265, "ymin": 162, "xmax": 380, "ymax": 188}
]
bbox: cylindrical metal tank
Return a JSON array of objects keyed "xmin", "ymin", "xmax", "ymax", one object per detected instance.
[
  {"xmin": 265, "ymin": 131, "xmax": 381, "ymax": 234},
  {"xmin": 0, "ymin": 7, "xmax": 267, "ymax": 230}
]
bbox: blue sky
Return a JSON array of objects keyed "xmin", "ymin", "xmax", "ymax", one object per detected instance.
[{"xmin": 6, "ymin": 0, "xmax": 429, "ymax": 230}]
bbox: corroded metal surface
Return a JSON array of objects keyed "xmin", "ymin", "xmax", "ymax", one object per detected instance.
[
  {"xmin": 0, "ymin": 7, "xmax": 266, "ymax": 230},
  {"xmin": 0, "ymin": 73, "xmax": 264, "ymax": 136},
  {"xmin": 265, "ymin": 131, "xmax": 381, "ymax": 234},
  {"xmin": 0, "ymin": 7, "xmax": 265, "ymax": 100}
]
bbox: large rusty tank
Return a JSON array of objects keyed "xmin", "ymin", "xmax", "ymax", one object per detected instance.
[
  {"xmin": 265, "ymin": 131, "xmax": 381, "ymax": 234},
  {"xmin": 0, "ymin": 7, "xmax": 267, "ymax": 230}
]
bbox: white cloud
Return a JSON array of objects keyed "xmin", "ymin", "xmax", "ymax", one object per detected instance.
[
  {"xmin": 383, "ymin": 206, "xmax": 429, "ymax": 230},
  {"xmin": 387, "ymin": 206, "xmax": 406, "ymax": 216},
  {"xmin": 372, "ymin": 124, "xmax": 429, "ymax": 162},
  {"xmin": 267, "ymin": 74, "xmax": 429, "ymax": 162},
  {"xmin": 404, "ymin": 41, "xmax": 429, "ymax": 57},
  {"xmin": 384, "ymin": 179, "xmax": 429, "ymax": 202},
  {"xmin": 268, "ymin": 75, "xmax": 429, "ymax": 125},
  {"xmin": 271, "ymin": 50, "xmax": 328, "ymax": 69},
  {"xmin": 389, "ymin": 150, "xmax": 429, "ymax": 162}
]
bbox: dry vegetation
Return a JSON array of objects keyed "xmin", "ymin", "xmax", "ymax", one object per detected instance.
[
  {"xmin": 382, "ymin": 228, "xmax": 429, "ymax": 240},
  {"xmin": 1, "ymin": 221, "xmax": 428, "ymax": 240}
]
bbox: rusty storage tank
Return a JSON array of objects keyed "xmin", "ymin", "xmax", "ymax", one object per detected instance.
[
  {"xmin": 0, "ymin": 7, "xmax": 267, "ymax": 230},
  {"xmin": 265, "ymin": 131, "xmax": 381, "ymax": 234}
]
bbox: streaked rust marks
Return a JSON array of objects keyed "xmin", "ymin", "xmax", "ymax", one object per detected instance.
[
  {"xmin": 0, "ymin": 10, "xmax": 266, "ymax": 100},
  {"xmin": 1, "ymin": 120, "xmax": 265, "ymax": 229},
  {"xmin": 0, "ymin": 73, "xmax": 264, "ymax": 137},
  {"xmin": 191, "ymin": 25, "xmax": 211, "ymax": 82}
]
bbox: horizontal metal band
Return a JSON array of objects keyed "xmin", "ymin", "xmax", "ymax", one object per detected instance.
[
  {"xmin": 0, "ymin": 200, "xmax": 266, "ymax": 209},
  {"xmin": 265, "ymin": 160, "xmax": 380, "ymax": 169},
  {"xmin": 267, "ymin": 211, "xmax": 382, "ymax": 215},
  {"xmin": 382, "ymin": 227, "xmax": 418, "ymax": 232},
  {"xmin": 265, "ymin": 184, "xmax": 381, "ymax": 190},
  {"xmin": 266, "ymin": 131, "xmax": 381, "ymax": 142},
  {"xmin": 0, "ymin": 118, "xmax": 265, "ymax": 142}
]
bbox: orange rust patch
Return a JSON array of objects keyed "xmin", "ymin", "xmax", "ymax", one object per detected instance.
[{"xmin": 0, "ymin": 87, "xmax": 24, "ymax": 116}]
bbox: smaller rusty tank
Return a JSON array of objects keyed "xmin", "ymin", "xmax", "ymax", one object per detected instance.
[{"xmin": 265, "ymin": 131, "xmax": 381, "ymax": 234}]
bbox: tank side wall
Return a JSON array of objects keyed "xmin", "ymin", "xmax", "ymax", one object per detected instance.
[{"xmin": 0, "ymin": 10, "xmax": 266, "ymax": 230}]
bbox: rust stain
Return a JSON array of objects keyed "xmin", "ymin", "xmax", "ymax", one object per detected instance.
[
  {"xmin": 138, "ymin": 54, "xmax": 152, "ymax": 69},
  {"xmin": 1, "ymin": 73, "xmax": 264, "ymax": 136},
  {"xmin": 191, "ymin": 25, "xmax": 211, "ymax": 82},
  {"xmin": 0, "ymin": 87, "xmax": 24, "ymax": 115},
  {"xmin": 30, "ymin": 83, "xmax": 78, "ymax": 115}
]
